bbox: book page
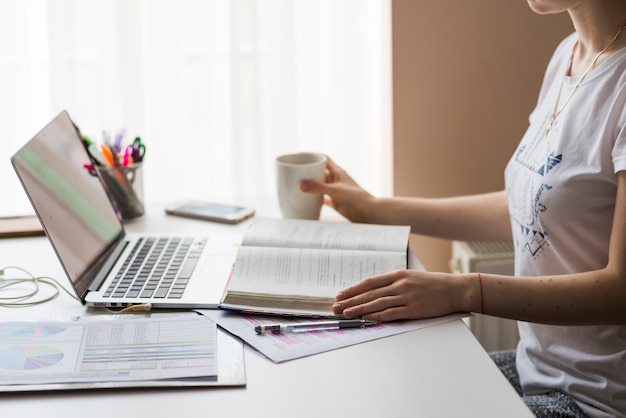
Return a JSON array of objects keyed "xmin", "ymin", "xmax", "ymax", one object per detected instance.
[
  {"xmin": 228, "ymin": 246, "xmax": 407, "ymax": 298},
  {"xmin": 242, "ymin": 219, "xmax": 410, "ymax": 253}
]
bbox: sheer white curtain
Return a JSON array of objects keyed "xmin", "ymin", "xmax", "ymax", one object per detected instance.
[{"xmin": 1, "ymin": 0, "xmax": 391, "ymax": 215}]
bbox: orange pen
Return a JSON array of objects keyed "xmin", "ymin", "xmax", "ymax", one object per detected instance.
[{"xmin": 100, "ymin": 143, "xmax": 116, "ymax": 167}]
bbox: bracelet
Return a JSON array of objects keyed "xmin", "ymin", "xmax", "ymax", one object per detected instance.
[{"xmin": 477, "ymin": 272, "xmax": 484, "ymax": 314}]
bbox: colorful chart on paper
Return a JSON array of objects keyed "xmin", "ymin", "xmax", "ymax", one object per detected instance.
[
  {"xmin": 0, "ymin": 325, "xmax": 67, "ymax": 339},
  {"xmin": 0, "ymin": 315, "xmax": 220, "ymax": 386},
  {"xmin": 0, "ymin": 345, "xmax": 64, "ymax": 370}
]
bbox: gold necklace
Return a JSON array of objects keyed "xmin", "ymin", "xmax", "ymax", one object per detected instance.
[{"xmin": 544, "ymin": 22, "xmax": 626, "ymax": 139}]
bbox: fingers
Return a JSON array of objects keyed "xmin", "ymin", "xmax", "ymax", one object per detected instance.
[
  {"xmin": 333, "ymin": 293, "xmax": 410, "ymax": 322},
  {"xmin": 332, "ymin": 272, "xmax": 405, "ymax": 319},
  {"xmin": 299, "ymin": 155, "xmax": 374, "ymax": 222},
  {"xmin": 300, "ymin": 178, "xmax": 326, "ymax": 194},
  {"xmin": 324, "ymin": 156, "xmax": 342, "ymax": 181},
  {"xmin": 336, "ymin": 273, "xmax": 398, "ymax": 300},
  {"xmin": 300, "ymin": 156, "xmax": 347, "ymax": 192},
  {"xmin": 331, "ymin": 270, "xmax": 451, "ymax": 322},
  {"xmin": 301, "ymin": 163, "xmax": 340, "ymax": 194},
  {"xmin": 355, "ymin": 307, "xmax": 411, "ymax": 323}
]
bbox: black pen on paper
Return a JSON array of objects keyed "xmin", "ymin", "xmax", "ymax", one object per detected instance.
[{"xmin": 254, "ymin": 319, "xmax": 379, "ymax": 335}]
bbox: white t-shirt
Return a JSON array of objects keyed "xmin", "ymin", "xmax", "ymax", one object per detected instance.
[{"xmin": 504, "ymin": 32, "xmax": 626, "ymax": 417}]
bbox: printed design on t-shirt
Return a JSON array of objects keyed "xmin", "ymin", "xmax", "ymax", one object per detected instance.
[{"xmin": 508, "ymin": 121, "xmax": 563, "ymax": 260}]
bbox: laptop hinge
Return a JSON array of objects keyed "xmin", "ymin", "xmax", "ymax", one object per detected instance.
[{"xmin": 88, "ymin": 240, "xmax": 128, "ymax": 292}]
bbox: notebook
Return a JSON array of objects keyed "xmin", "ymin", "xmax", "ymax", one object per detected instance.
[{"xmin": 11, "ymin": 110, "xmax": 237, "ymax": 309}]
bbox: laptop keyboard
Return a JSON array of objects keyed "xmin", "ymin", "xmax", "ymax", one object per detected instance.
[{"xmin": 103, "ymin": 237, "xmax": 207, "ymax": 300}]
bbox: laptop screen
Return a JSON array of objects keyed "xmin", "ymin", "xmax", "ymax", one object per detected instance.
[{"xmin": 11, "ymin": 111, "xmax": 124, "ymax": 299}]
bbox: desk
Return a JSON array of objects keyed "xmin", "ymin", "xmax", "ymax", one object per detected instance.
[{"xmin": 0, "ymin": 200, "xmax": 532, "ymax": 418}]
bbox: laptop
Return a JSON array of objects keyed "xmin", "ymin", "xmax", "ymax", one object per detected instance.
[{"xmin": 11, "ymin": 110, "xmax": 237, "ymax": 309}]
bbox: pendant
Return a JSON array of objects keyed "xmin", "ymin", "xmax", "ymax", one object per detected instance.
[{"xmin": 544, "ymin": 117, "xmax": 553, "ymax": 139}]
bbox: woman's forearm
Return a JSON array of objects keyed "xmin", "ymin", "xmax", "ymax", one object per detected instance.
[{"xmin": 369, "ymin": 190, "xmax": 512, "ymax": 242}]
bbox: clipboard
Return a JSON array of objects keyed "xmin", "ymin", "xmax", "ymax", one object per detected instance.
[{"xmin": 0, "ymin": 314, "xmax": 246, "ymax": 392}]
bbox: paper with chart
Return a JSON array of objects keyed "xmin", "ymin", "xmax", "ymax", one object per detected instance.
[
  {"xmin": 0, "ymin": 314, "xmax": 217, "ymax": 385},
  {"xmin": 197, "ymin": 309, "xmax": 468, "ymax": 363}
]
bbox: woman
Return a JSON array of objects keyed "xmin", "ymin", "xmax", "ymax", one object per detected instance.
[{"xmin": 301, "ymin": 1, "xmax": 626, "ymax": 417}]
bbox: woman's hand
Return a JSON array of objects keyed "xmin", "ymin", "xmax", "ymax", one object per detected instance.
[
  {"xmin": 332, "ymin": 270, "xmax": 476, "ymax": 322},
  {"xmin": 299, "ymin": 156, "xmax": 377, "ymax": 224}
]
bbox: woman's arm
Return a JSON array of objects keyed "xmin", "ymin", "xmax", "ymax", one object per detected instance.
[
  {"xmin": 302, "ymin": 156, "xmax": 512, "ymax": 242},
  {"xmin": 333, "ymin": 171, "xmax": 626, "ymax": 326},
  {"xmin": 372, "ymin": 191, "xmax": 512, "ymax": 242}
]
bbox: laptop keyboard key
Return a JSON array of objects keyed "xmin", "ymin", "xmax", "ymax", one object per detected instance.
[
  {"xmin": 178, "ymin": 257, "xmax": 199, "ymax": 279},
  {"xmin": 104, "ymin": 236, "xmax": 207, "ymax": 301}
]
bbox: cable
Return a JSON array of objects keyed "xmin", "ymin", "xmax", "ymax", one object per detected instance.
[
  {"xmin": 0, "ymin": 266, "xmax": 152, "ymax": 313},
  {"xmin": 0, "ymin": 265, "xmax": 79, "ymax": 307},
  {"xmin": 98, "ymin": 303, "xmax": 153, "ymax": 314},
  {"xmin": 116, "ymin": 303, "xmax": 152, "ymax": 313}
]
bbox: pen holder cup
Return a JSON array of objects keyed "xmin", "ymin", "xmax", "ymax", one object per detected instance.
[{"xmin": 96, "ymin": 163, "xmax": 145, "ymax": 221}]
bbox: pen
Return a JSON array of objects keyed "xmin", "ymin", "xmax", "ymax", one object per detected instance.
[
  {"xmin": 254, "ymin": 319, "xmax": 379, "ymax": 335},
  {"xmin": 100, "ymin": 143, "xmax": 116, "ymax": 167},
  {"xmin": 123, "ymin": 145, "xmax": 134, "ymax": 166},
  {"xmin": 113, "ymin": 128, "xmax": 126, "ymax": 153}
]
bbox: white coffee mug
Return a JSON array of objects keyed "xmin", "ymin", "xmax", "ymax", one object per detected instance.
[{"xmin": 276, "ymin": 152, "xmax": 327, "ymax": 219}]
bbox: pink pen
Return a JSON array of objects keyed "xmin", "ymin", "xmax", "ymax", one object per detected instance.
[{"xmin": 123, "ymin": 145, "xmax": 133, "ymax": 166}]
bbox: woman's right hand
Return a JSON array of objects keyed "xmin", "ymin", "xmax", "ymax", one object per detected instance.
[{"xmin": 299, "ymin": 156, "xmax": 377, "ymax": 223}]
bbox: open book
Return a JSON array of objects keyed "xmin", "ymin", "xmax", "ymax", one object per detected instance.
[{"xmin": 220, "ymin": 219, "xmax": 410, "ymax": 316}]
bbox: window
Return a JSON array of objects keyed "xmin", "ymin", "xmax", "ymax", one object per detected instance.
[{"xmin": 1, "ymin": 0, "xmax": 391, "ymax": 215}]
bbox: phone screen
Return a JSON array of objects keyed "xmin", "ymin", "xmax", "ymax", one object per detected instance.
[
  {"xmin": 166, "ymin": 200, "xmax": 255, "ymax": 224},
  {"xmin": 180, "ymin": 202, "xmax": 245, "ymax": 216}
]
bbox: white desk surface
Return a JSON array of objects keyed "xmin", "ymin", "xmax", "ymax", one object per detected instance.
[{"xmin": 0, "ymin": 199, "xmax": 532, "ymax": 418}]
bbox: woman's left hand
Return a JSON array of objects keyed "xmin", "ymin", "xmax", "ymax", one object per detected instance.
[{"xmin": 332, "ymin": 270, "xmax": 473, "ymax": 322}]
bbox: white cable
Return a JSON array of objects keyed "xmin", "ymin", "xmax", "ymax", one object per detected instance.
[
  {"xmin": 0, "ymin": 266, "xmax": 152, "ymax": 313},
  {"xmin": 0, "ymin": 265, "xmax": 78, "ymax": 307},
  {"xmin": 103, "ymin": 303, "xmax": 153, "ymax": 314}
]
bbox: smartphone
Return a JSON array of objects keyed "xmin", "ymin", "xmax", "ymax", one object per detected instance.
[{"xmin": 165, "ymin": 200, "xmax": 255, "ymax": 224}]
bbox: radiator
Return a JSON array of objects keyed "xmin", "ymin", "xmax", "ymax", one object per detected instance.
[{"xmin": 450, "ymin": 241, "xmax": 519, "ymax": 352}]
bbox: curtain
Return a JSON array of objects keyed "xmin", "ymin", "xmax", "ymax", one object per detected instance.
[{"xmin": 1, "ymin": 0, "xmax": 392, "ymax": 215}]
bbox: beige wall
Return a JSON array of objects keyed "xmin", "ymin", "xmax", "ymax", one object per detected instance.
[{"xmin": 392, "ymin": 1, "xmax": 573, "ymax": 272}]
